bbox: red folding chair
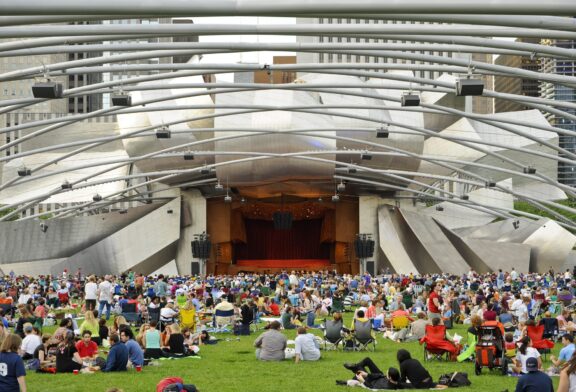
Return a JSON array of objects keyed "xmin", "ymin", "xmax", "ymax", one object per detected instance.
[
  {"xmin": 420, "ymin": 324, "xmax": 458, "ymax": 361},
  {"xmin": 527, "ymin": 324, "xmax": 554, "ymax": 359}
]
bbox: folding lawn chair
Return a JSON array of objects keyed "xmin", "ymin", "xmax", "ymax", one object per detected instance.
[
  {"xmin": 353, "ymin": 319, "xmax": 376, "ymax": 351},
  {"xmin": 323, "ymin": 319, "xmax": 343, "ymax": 350}
]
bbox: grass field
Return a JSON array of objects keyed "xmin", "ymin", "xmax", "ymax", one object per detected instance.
[{"xmin": 26, "ymin": 320, "xmax": 561, "ymax": 392}]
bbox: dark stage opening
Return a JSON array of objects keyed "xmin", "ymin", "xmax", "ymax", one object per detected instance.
[{"xmin": 234, "ymin": 218, "xmax": 331, "ymax": 261}]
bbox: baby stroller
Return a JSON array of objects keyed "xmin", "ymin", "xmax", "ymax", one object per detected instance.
[{"xmin": 474, "ymin": 323, "xmax": 508, "ymax": 376}]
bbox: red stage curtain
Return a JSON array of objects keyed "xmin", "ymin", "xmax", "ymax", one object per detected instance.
[{"xmin": 234, "ymin": 218, "xmax": 330, "ymax": 260}]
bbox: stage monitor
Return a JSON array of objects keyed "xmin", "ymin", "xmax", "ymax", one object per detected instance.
[{"xmin": 273, "ymin": 211, "xmax": 293, "ymax": 230}]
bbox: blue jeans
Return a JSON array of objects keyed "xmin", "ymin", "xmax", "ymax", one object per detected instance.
[{"xmin": 99, "ymin": 300, "xmax": 111, "ymax": 320}]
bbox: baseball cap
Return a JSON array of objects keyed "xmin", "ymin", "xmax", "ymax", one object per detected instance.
[{"xmin": 526, "ymin": 357, "xmax": 538, "ymax": 372}]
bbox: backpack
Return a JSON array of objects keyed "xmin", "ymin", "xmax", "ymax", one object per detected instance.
[{"xmin": 438, "ymin": 372, "xmax": 471, "ymax": 387}]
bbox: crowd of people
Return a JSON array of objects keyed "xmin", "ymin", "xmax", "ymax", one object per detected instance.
[{"xmin": 0, "ymin": 266, "xmax": 575, "ymax": 391}]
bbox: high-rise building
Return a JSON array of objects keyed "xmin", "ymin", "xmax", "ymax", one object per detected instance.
[
  {"xmin": 540, "ymin": 39, "xmax": 576, "ymax": 188},
  {"xmin": 494, "ymin": 39, "xmax": 540, "ymax": 113},
  {"xmin": 296, "ymin": 18, "xmax": 493, "ymax": 114}
]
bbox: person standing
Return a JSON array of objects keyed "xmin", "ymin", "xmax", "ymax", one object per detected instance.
[
  {"xmin": 294, "ymin": 327, "xmax": 320, "ymax": 363},
  {"xmin": 427, "ymin": 284, "xmax": 442, "ymax": 320},
  {"xmin": 84, "ymin": 276, "xmax": 98, "ymax": 311},
  {"xmin": 515, "ymin": 357, "xmax": 553, "ymax": 392},
  {"xmin": 0, "ymin": 334, "xmax": 27, "ymax": 392},
  {"xmin": 98, "ymin": 275, "xmax": 113, "ymax": 321}
]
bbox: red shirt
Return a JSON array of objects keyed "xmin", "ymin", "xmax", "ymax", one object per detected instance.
[
  {"xmin": 75, "ymin": 340, "xmax": 98, "ymax": 358},
  {"xmin": 269, "ymin": 303, "xmax": 280, "ymax": 316},
  {"xmin": 428, "ymin": 291, "xmax": 440, "ymax": 314}
]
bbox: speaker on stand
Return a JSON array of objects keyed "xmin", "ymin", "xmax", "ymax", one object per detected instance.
[
  {"xmin": 354, "ymin": 233, "xmax": 375, "ymax": 275},
  {"xmin": 191, "ymin": 232, "xmax": 211, "ymax": 276}
]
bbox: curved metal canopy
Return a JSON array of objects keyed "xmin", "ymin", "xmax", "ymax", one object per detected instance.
[{"xmin": 0, "ymin": 4, "xmax": 574, "ymax": 232}]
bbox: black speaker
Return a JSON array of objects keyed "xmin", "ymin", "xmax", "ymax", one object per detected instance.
[
  {"xmin": 273, "ymin": 211, "xmax": 293, "ymax": 230},
  {"xmin": 366, "ymin": 261, "xmax": 375, "ymax": 276},
  {"xmin": 191, "ymin": 239, "xmax": 211, "ymax": 259},
  {"xmin": 111, "ymin": 94, "xmax": 132, "ymax": 106},
  {"xmin": 455, "ymin": 79, "xmax": 484, "ymax": 96},
  {"xmin": 191, "ymin": 262, "xmax": 200, "ymax": 275},
  {"xmin": 32, "ymin": 82, "xmax": 63, "ymax": 99},
  {"xmin": 354, "ymin": 238, "xmax": 375, "ymax": 258},
  {"xmin": 401, "ymin": 93, "xmax": 420, "ymax": 107},
  {"xmin": 155, "ymin": 129, "xmax": 171, "ymax": 139}
]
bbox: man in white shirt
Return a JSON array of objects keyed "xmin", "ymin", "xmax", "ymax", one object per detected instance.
[
  {"xmin": 294, "ymin": 327, "xmax": 321, "ymax": 363},
  {"xmin": 84, "ymin": 276, "xmax": 98, "ymax": 311},
  {"xmin": 98, "ymin": 275, "xmax": 113, "ymax": 320},
  {"xmin": 20, "ymin": 325, "xmax": 42, "ymax": 360}
]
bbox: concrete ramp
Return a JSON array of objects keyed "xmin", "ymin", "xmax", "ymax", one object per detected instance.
[
  {"xmin": 51, "ymin": 198, "xmax": 181, "ymax": 275},
  {"xmin": 378, "ymin": 207, "xmax": 418, "ymax": 274}
]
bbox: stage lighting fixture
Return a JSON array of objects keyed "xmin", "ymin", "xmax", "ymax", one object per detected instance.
[
  {"xmin": 436, "ymin": 205, "xmax": 444, "ymax": 212},
  {"xmin": 486, "ymin": 181, "xmax": 496, "ymax": 188},
  {"xmin": 376, "ymin": 126, "xmax": 389, "ymax": 138},
  {"xmin": 111, "ymin": 93, "xmax": 132, "ymax": 106},
  {"xmin": 183, "ymin": 152, "xmax": 194, "ymax": 160},
  {"xmin": 331, "ymin": 194, "xmax": 340, "ymax": 203},
  {"xmin": 32, "ymin": 82, "xmax": 63, "ymax": 99},
  {"xmin": 215, "ymin": 182, "xmax": 224, "ymax": 190},
  {"xmin": 361, "ymin": 152, "xmax": 372, "ymax": 160},
  {"xmin": 92, "ymin": 194, "xmax": 102, "ymax": 202},
  {"xmin": 240, "ymin": 197, "xmax": 246, "ymax": 204},
  {"xmin": 39, "ymin": 222, "xmax": 48, "ymax": 233},
  {"xmin": 318, "ymin": 197, "xmax": 323, "ymax": 202},
  {"xmin": 337, "ymin": 180, "xmax": 346, "ymax": 192},
  {"xmin": 401, "ymin": 93, "xmax": 420, "ymax": 107},
  {"xmin": 523, "ymin": 167, "xmax": 537, "ymax": 174},
  {"xmin": 155, "ymin": 126, "xmax": 171, "ymax": 139},
  {"xmin": 224, "ymin": 194, "xmax": 232, "ymax": 203},
  {"xmin": 455, "ymin": 78, "xmax": 484, "ymax": 96},
  {"xmin": 61, "ymin": 180, "xmax": 72, "ymax": 190},
  {"xmin": 461, "ymin": 195, "xmax": 469, "ymax": 200},
  {"xmin": 513, "ymin": 220, "xmax": 520, "ymax": 230},
  {"xmin": 348, "ymin": 167, "xmax": 357, "ymax": 174},
  {"xmin": 167, "ymin": 209, "xmax": 174, "ymax": 214},
  {"xmin": 17, "ymin": 167, "xmax": 31, "ymax": 177},
  {"xmin": 119, "ymin": 209, "xmax": 128, "ymax": 214}
]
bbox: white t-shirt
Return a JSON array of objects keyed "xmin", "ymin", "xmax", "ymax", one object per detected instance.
[
  {"xmin": 516, "ymin": 347, "xmax": 540, "ymax": 373},
  {"xmin": 98, "ymin": 281, "xmax": 112, "ymax": 302},
  {"xmin": 21, "ymin": 334, "xmax": 42, "ymax": 355},
  {"xmin": 85, "ymin": 282, "xmax": 98, "ymax": 300},
  {"xmin": 295, "ymin": 333, "xmax": 321, "ymax": 361}
]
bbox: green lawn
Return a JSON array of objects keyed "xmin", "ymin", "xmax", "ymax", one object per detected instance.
[{"xmin": 27, "ymin": 321, "xmax": 560, "ymax": 392}]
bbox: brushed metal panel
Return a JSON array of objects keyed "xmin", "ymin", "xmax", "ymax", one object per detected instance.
[
  {"xmin": 522, "ymin": 219, "xmax": 576, "ymax": 273},
  {"xmin": 0, "ymin": 203, "xmax": 162, "ymax": 263},
  {"xmin": 400, "ymin": 209, "xmax": 469, "ymax": 275},
  {"xmin": 437, "ymin": 220, "xmax": 531, "ymax": 273},
  {"xmin": 377, "ymin": 206, "xmax": 418, "ymax": 274},
  {"xmin": 50, "ymin": 198, "xmax": 181, "ymax": 275}
]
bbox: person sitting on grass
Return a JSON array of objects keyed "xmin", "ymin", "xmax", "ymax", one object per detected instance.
[
  {"xmin": 79, "ymin": 310, "xmax": 101, "ymax": 346},
  {"xmin": 0, "ymin": 333, "xmax": 27, "ymax": 392},
  {"xmin": 55, "ymin": 331, "xmax": 83, "ymax": 373},
  {"xmin": 100, "ymin": 333, "xmax": 128, "ymax": 372},
  {"xmin": 162, "ymin": 323, "xmax": 189, "ymax": 357},
  {"xmin": 254, "ymin": 321, "xmax": 287, "ymax": 361},
  {"xmin": 548, "ymin": 334, "xmax": 575, "ymax": 375},
  {"xmin": 20, "ymin": 324, "xmax": 41, "ymax": 361},
  {"xmin": 512, "ymin": 336, "xmax": 541, "ymax": 374},
  {"xmin": 515, "ymin": 357, "xmax": 553, "ymax": 392},
  {"xmin": 143, "ymin": 321, "xmax": 163, "ymax": 359},
  {"xmin": 75, "ymin": 331, "xmax": 99, "ymax": 362},
  {"xmin": 339, "ymin": 358, "xmax": 403, "ymax": 390},
  {"xmin": 396, "ymin": 348, "xmax": 447, "ymax": 389},
  {"xmin": 119, "ymin": 327, "xmax": 144, "ymax": 368},
  {"xmin": 294, "ymin": 327, "xmax": 320, "ymax": 364}
]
